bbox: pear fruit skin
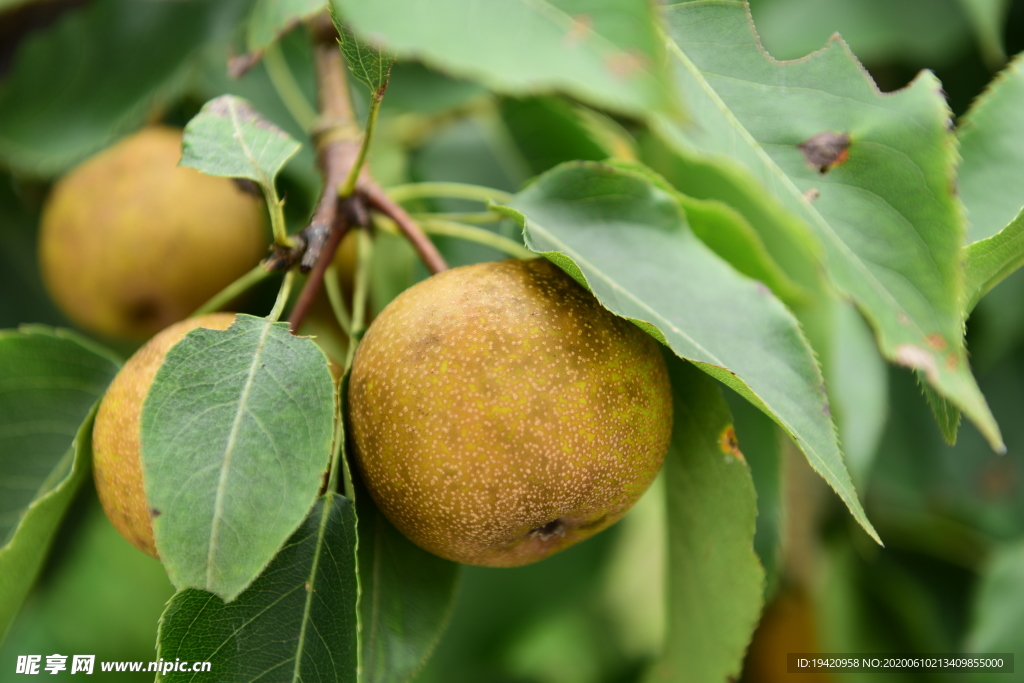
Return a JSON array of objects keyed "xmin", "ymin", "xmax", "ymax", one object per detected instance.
[
  {"xmin": 348, "ymin": 258, "xmax": 673, "ymax": 567},
  {"xmin": 92, "ymin": 313, "xmax": 236, "ymax": 557},
  {"xmin": 39, "ymin": 127, "xmax": 266, "ymax": 340}
]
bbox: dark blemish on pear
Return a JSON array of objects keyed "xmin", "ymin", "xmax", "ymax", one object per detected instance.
[
  {"xmin": 127, "ymin": 298, "xmax": 160, "ymax": 324},
  {"xmin": 529, "ymin": 518, "xmax": 567, "ymax": 541},
  {"xmin": 799, "ymin": 132, "xmax": 850, "ymax": 173}
]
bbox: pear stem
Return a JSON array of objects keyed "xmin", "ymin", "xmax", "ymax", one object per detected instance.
[
  {"xmin": 386, "ymin": 181, "xmax": 513, "ymax": 205},
  {"xmin": 411, "ymin": 211, "xmax": 501, "ymax": 225},
  {"xmin": 375, "ymin": 215, "xmax": 534, "ymax": 260},
  {"xmin": 190, "ymin": 263, "xmax": 273, "ymax": 318},
  {"xmin": 268, "ymin": 269, "xmax": 295, "ymax": 322},
  {"xmin": 344, "ymin": 228, "xmax": 374, "ymax": 370},
  {"xmin": 287, "ymin": 206, "xmax": 353, "ymax": 333},
  {"xmin": 263, "ymin": 41, "xmax": 318, "ymax": 133},
  {"xmin": 323, "ymin": 264, "xmax": 354, "ymax": 337}
]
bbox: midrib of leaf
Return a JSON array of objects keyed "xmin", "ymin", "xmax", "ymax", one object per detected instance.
[
  {"xmin": 524, "ymin": 217, "xmax": 858, "ymax": 522},
  {"xmin": 167, "ymin": 587, "xmax": 302, "ymax": 676},
  {"xmin": 349, "ymin": 46, "xmax": 385, "ymax": 88},
  {"xmin": 659, "ymin": 20, "xmax": 928, "ymax": 340},
  {"xmin": 292, "ymin": 497, "xmax": 341, "ymax": 682},
  {"xmin": 205, "ymin": 323, "xmax": 273, "ymax": 589},
  {"xmin": 226, "ymin": 98, "xmax": 272, "ymax": 190}
]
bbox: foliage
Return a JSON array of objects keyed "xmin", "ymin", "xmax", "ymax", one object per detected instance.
[{"xmin": 1, "ymin": 0, "xmax": 1023, "ymax": 681}]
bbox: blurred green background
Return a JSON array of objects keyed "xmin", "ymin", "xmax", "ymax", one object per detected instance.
[{"xmin": 1, "ymin": 0, "xmax": 1023, "ymax": 680}]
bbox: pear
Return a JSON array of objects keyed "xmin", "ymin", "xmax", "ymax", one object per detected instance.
[
  {"xmin": 39, "ymin": 127, "xmax": 266, "ymax": 340},
  {"xmin": 348, "ymin": 258, "xmax": 673, "ymax": 567},
  {"xmin": 92, "ymin": 313, "xmax": 237, "ymax": 557}
]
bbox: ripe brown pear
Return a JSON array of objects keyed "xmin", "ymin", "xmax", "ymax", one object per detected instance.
[
  {"xmin": 39, "ymin": 127, "xmax": 266, "ymax": 340},
  {"xmin": 348, "ymin": 258, "xmax": 673, "ymax": 567},
  {"xmin": 92, "ymin": 313, "xmax": 237, "ymax": 557}
]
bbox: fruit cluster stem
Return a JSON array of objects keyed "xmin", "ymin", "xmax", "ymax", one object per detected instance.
[{"xmin": 285, "ymin": 11, "xmax": 448, "ymax": 332}]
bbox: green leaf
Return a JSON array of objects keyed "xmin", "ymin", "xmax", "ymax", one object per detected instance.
[
  {"xmin": 156, "ymin": 494, "xmax": 358, "ymax": 682},
  {"xmin": 0, "ymin": 492, "xmax": 174, "ymax": 666},
  {"xmin": 182, "ymin": 95, "xmax": 302, "ymax": 196},
  {"xmin": 0, "ymin": 0, "xmax": 250, "ymax": 177},
  {"xmin": 500, "ymin": 96, "xmax": 623, "ymax": 176},
  {"xmin": 748, "ymin": 0, "xmax": 973, "ymax": 65},
  {"xmin": 637, "ymin": 129, "xmax": 824, "ymax": 295},
  {"xmin": 958, "ymin": 54, "xmax": 1024, "ymax": 244},
  {"xmin": 1, "ymin": 412, "xmax": 95, "ymax": 643},
  {"xmin": 336, "ymin": 23, "xmax": 396, "ymax": 94},
  {"xmin": 966, "ymin": 541, "xmax": 1024, "ymax": 665},
  {"xmin": 648, "ymin": 355, "xmax": 764, "ymax": 682},
  {"xmin": 611, "ymin": 158, "xmax": 808, "ymax": 306},
  {"xmin": 919, "ymin": 375, "xmax": 961, "ymax": 445},
  {"xmin": 497, "ymin": 161, "xmax": 878, "ymax": 543},
  {"xmin": 329, "ymin": 0, "xmax": 674, "ymax": 117},
  {"xmin": 141, "ymin": 314, "xmax": 336, "ymax": 601},
  {"xmin": 0, "ymin": 327, "xmax": 119, "ymax": 639},
  {"xmin": 247, "ymin": 0, "xmax": 326, "ymax": 54},
  {"xmin": 956, "ymin": 0, "xmax": 1010, "ymax": 68},
  {"xmin": 356, "ymin": 484, "xmax": 460, "ymax": 682},
  {"xmin": 657, "ymin": 0, "xmax": 1002, "ymax": 451},
  {"xmin": 600, "ymin": 477, "xmax": 666, "ymax": 660},
  {"xmin": 964, "ymin": 208, "xmax": 1024, "ymax": 311},
  {"xmin": 722, "ymin": 391, "xmax": 783, "ymax": 592},
  {"xmin": 826, "ymin": 302, "xmax": 888, "ymax": 484},
  {"xmin": 0, "ymin": 176, "xmax": 65, "ymax": 329},
  {"xmin": 381, "ymin": 63, "xmax": 488, "ymax": 116}
]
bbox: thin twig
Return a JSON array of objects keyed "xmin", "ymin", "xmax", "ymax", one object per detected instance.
[
  {"xmin": 362, "ymin": 181, "xmax": 448, "ymax": 274},
  {"xmin": 288, "ymin": 208, "xmax": 353, "ymax": 332},
  {"xmin": 282, "ymin": 12, "xmax": 366, "ymax": 324}
]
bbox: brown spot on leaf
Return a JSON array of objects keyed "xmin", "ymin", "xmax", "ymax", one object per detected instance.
[
  {"xmin": 565, "ymin": 15, "xmax": 593, "ymax": 46},
  {"xmin": 799, "ymin": 132, "xmax": 851, "ymax": 173},
  {"xmin": 803, "ymin": 187, "xmax": 820, "ymax": 202},
  {"xmin": 205, "ymin": 95, "xmax": 285, "ymax": 134},
  {"xmin": 719, "ymin": 425, "xmax": 745, "ymax": 462},
  {"xmin": 606, "ymin": 50, "xmax": 647, "ymax": 79},
  {"xmin": 895, "ymin": 344, "xmax": 938, "ymax": 382},
  {"xmin": 149, "ymin": 507, "xmax": 161, "ymax": 519},
  {"xmin": 946, "ymin": 353, "xmax": 959, "ymax": 370},
  {"xmin": 926, "ymin": 334, "xmax": 947, "ymax": 350}
]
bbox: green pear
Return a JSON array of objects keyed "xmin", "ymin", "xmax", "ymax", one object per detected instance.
[{"xmin": 348, "ymin": 258, "xmax": 673, "ymax": 567}]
